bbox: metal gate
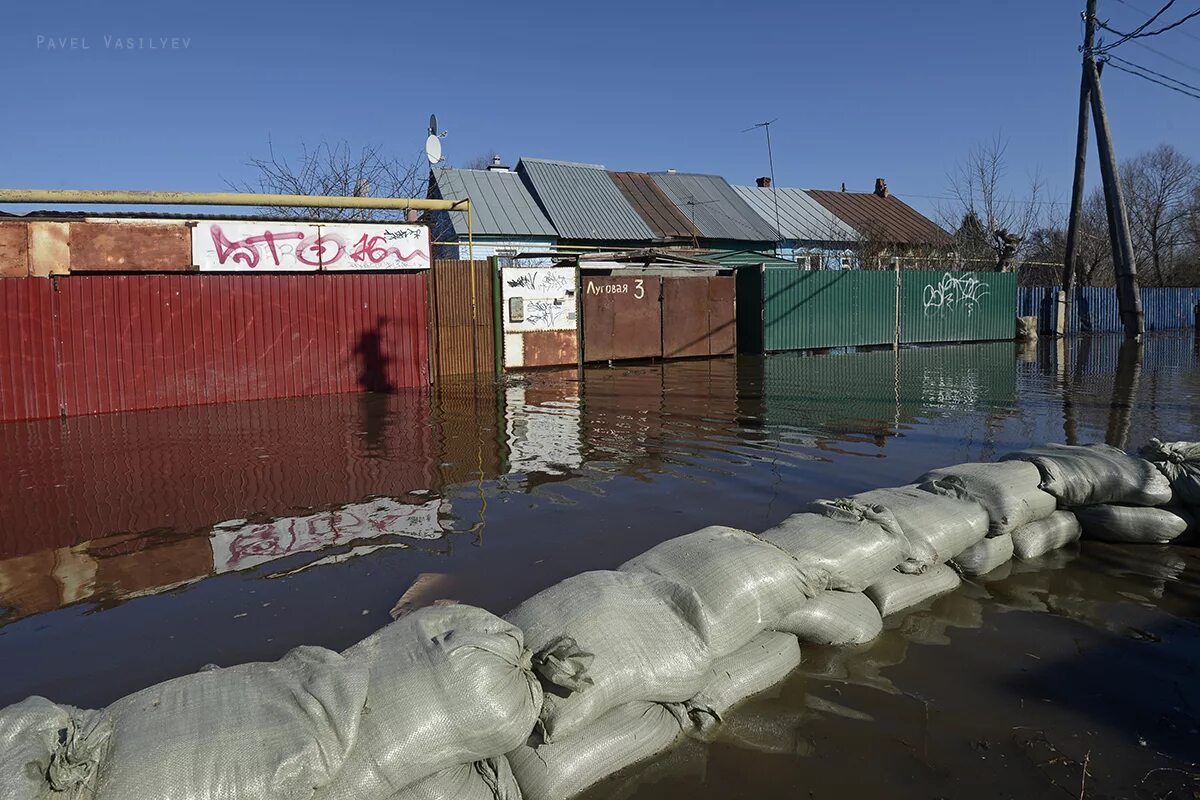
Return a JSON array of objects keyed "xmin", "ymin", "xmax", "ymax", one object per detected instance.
[
  {"xmin": 430, "ymin": 259, "xmax": 495, "ymax": 378},
  {"xmin": 582, "ymin": 275, "xmax": 662, "ymax": 362},
  {"xmin": 662, "ymin": 276, "xmax": 736, "ymax": 358}
]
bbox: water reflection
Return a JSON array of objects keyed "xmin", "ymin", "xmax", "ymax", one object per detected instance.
[{"xmin": 1, "ymin": 334, "xmax": 1199, "ymax": 712}]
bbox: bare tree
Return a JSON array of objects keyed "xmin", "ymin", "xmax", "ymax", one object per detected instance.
[
  {"xmin": 228, "ymin": 138, "xmax": 428, "ymax": 221},
  {"xmin": 1119, "ymin": 144, "xmax": 1197, "ymax": 287},
  {"xmin": 940, "ymin": 134, "xmax": 1049, "ymax": 271},
  {"xmin": 459, "ymin": 150, "xmax": 500, "ymax": 170}
]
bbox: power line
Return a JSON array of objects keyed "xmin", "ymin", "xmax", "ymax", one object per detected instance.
[
  {"xmin": 1104, "ymin": 58, "xmax": 1200, "ymax": 99},
  {"xmin": 1115, "ymin": 0, "xmax": 1200, "ymax": 41},
  {"xmin": 1105, "ymin": 53, "xmax": 1200, "ymax": 91},
  {"xmin": 1096, "ymin": 0, "xmax": 1179, "ymax": 49},
  {"xmin": 1127, "ymin": 38, "xmax": 1200, "ymax": 74}
]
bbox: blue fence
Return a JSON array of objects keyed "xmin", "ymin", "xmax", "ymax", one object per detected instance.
[{"xmin": 1018, "ymin": 286, "xmax": 1200, "ymax": 334}]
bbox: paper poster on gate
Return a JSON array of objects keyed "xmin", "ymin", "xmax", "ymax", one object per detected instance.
[
  {"xmin": 501, "ymin": 266, "xmax": 577, "ymax": 332},
  {"xmin": 193, "ymin": 221, "xmax": 430, "ymax": 272}
]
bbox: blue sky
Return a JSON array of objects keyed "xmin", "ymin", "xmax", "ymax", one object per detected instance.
[{"xmin": 2, "ymin": 0, "xmax": 1199, "ymax": 221}]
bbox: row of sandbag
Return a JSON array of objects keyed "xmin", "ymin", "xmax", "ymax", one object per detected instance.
[{"xmin": 1, "ymin": 441, "xmax": 1190, "ymax": 800}]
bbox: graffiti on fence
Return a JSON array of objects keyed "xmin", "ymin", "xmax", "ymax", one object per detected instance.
[
  {"xmin": 502, "ymin": 266, "xmax": 577, "ymax": 332},
  {"xmin": 194, "ymin": 222, "xmax": 430, "ymax": 272},
  {"xmin": 922, "ymin": 272, "xmax": 990, "ymax": 317}
]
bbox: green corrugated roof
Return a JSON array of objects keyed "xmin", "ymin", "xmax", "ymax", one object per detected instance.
[{"xmin": 705, "ymin": 249, "xmax": 797, "ymax": 267}]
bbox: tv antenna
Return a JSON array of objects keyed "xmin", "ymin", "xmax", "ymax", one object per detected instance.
[
  {"xmin": 742, "ymin": 118, "xmax": 782, "ymax": 254},
  {"xmin": 426, "ymin": 113, "xmax": 448, "ymax": 165}
]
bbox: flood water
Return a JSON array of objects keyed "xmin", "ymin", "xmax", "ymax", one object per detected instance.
[{"xmin": 2, "ymin": 333, "xmax": 1199, "ymax": 797}]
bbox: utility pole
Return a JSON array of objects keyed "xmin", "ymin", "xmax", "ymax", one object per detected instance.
[
  {"xmin": 1059, "ymin": 0, "xmax": 1097, "ymax": 336},
  {"xmin": 1061, "ymin": 0, "xmax": 1144, "ymax": 340},
  {"xmin": 745, "ymin": 120, "xmax": 782, "ymax": 256}
]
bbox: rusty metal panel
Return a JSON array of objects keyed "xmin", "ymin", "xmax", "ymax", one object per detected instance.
[
  {"xmin": 69, "ymin": 221, "xmax": 192, "ymax": 272},
  {"xmin": 708, "ymin": 276, "xmax": 737, "ymax": 356},
  {"xmin": 521, "ymin": 330, "xmax": 578, "ymax": 368},
  {"xmin": 582, "ymin": 275, "xmax": 661, "ymax": 362},
  {"xmin": 0, "ymin": 279, "xmax": 60, "ymax": 421},
  {"xmin": 28, "ymin": 222, "xmax": 69, "ymax": 277},
  {"xmin": 0, "ymin": 222, "xmax": 29, "ymax": 278},
  {"xmin": 431, "ymin": 260, "xmax": 494, "ymax": 378},
  {"xmin": 662, "ymin": 277, "xmax": 711, "ymax": 358}
]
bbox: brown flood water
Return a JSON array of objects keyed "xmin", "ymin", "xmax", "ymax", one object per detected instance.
[{"xmin": 2, "ymin": 333, "xmax": 1199, "ymax": 798}]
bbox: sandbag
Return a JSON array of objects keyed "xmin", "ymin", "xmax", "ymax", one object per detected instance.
[
  {"xmin": 917, "ymin": 462, "xmax": 1056, "ymax": 536},
  {"xmin": 1141, "ymin": 439, "xmax": 1200, "ymax": 506},
  {"xmin": 318, "ymin": 605, "xmax": 542, "ymax": 799},
  {"xmin": 0, "ymin": 696, "xmax": 111, "ymax": 800},
  {"xmin": 620, "ymin": 526, "xmax": 825, "ymax": 657},
  {"xmin": 950, "ymin": 533, "xmax": 1013, "ymax": 576},
  {"xmin": 776, "ymin": 590, "xmax": 883, "ymax": 646},
  {"xmin": 1011, "ymin": 511, "xmax": 1082, "ymax": 560},
  {"xmin": 761, "ymin": 499, "xmax": 909, "ymax": 591},
  {"xmin": 851, "ymin": 483, "xmax": 989, "ymax": 574},
  {"xmin": 504, "ymin": 570, "xmax": 710, "ymax": 743},
  {"xmin": 98, "ymin": 646, "xmax": 367, "ymax": 800},
  {"xmin": 1002, "ymin": 443, "xmax": 1172, "ymax": 507},
  {"xmin": 865, "ymin": 564, "xmax": 962, "ymax": 617},
  {"xmin": 508, "ymin": 701, "xmax": 683, "ymax": 800},
  {"xmin": 1074, "ymin": 504, "xmax": 1189, "ymax": 544},
  {"xmin": 393, "ymin": 758, "xmax": 521, "ymax": 800},
  {"xmin": 683, "ymin": 631, "xmax": 801, "ymax": 739}
]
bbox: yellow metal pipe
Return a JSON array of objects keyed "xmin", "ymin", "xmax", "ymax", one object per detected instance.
[{"xmin": 0, "ymin": 188, "xmax": 468, "ymax": 212}]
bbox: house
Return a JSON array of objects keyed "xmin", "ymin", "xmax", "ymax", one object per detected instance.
[
  {"xmin": 805, "ymin": 179, "xmax": 952, "ymax": 266},
  {"xmin": 647, "ymin": 171, "xmax": 778, "ymax": 255},
  {"xmin": 734, "ymin": 178, "xmax": 860, "ymax": 269},
  {"xmin": 426, "ymin": 159, "xmax": 557, "ymax": 261},
  {"xmin": 515, "ymin": 157, "xmax": 656, "ymax": 249},
  {"xmin": 609, "ymin": 171, "xmax": 702, "ymax": 246}
]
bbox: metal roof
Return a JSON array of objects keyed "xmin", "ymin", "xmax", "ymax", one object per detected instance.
[
  {"xmin": 806, "ymin": 190, "xmax": 951, "ymax": 247},
  {"xmin": 733, "ymin": 185, "xmax": 859, "ymax": 243},
  {"xmin": 705, "ymin": 248, "xmax": 798, "ymax": 267},
  {"xmin": 516, "ymin": 158, "xmax": 655, "ymax": 241},
  {"xmin": 649, "ymin": 172, "xmax": 778, "ymax": 242},
  {"xmin": 609, "ymin": 171, "xmax": 701, "ymax": 241},
  {"xmin": 430, "ymin": 168, "xmax": 556, "ymax": 238}
]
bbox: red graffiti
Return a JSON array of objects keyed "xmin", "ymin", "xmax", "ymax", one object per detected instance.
[
  {"xmin": 296, "ymin": 233, "xmax": 346, "ymax": 267},
  {"xmin": 349, "ymin": 234, "xmax": 429, "ymax": 264},
  {"xmin": 209, "ymin": 224, "xmax": 305, "ymax": 269}
]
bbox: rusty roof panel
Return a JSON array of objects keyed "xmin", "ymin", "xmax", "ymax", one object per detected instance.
[
  {"xmin": 805, "ymin": 190, "xmax": 950, "ymax": 247},
  {"xmin": 733, "ymin": 185, "xmax": 858, "ymax": 243},
  {"xmin": 609, "ymin": 171, "xmax": 701, "ymax": 241}
]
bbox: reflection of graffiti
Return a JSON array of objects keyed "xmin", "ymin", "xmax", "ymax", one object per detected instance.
[
  {"xmin": 922, "ymin": 273, "xmax": 989, "ymax": 316},
  {"xmin": 195, "ymin": 222, "xmax": 430, "ymax": 271}
]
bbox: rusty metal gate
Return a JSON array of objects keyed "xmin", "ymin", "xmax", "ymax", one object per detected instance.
[
  {"xmin": 429, "ymin": 259, "xmax": 495, "ymax": 379},
  {"xmin": 662, "ymin": 276, "xmax": 736, "ymax": 358},
  {"xmin": 582, "ymin": 275, "xmax": 662, "ymax": 362}
]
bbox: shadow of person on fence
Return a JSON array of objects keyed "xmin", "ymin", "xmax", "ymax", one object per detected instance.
[{"xmin": 353, "ymin": 316, "xmax": 396, "ymax": 395}]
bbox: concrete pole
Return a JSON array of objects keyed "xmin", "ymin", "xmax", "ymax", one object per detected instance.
[{"xmin": 1059, "ymin": 0, "xmax": 1098, "ymax": 337}]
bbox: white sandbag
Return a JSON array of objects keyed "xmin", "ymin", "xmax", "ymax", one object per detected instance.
[
  {"xmin": 504, "ymin": 570, "xmax": 710, "ymax": 743},
  {"xmin": 851, "ymin": 483, "xmax": 989, "ymax": 574},
  {"xmin": 917, "ymin": 462, "xmax": 1057, "ymax": 536},
  {"xmin": 865, "ymin": 564, "xmax": 962, "ymax": 617},
  {"xmin": 1002, "ymin": 443, "xmax": 1172, "ymax": 507},
  {"xmin": 1075, "ymin": 504, "xmax": 1188, "ymax": 544},
  {"xmin": 775, "ymin": 590, "xmax": 883, "ymax": 646},
  {"xmin": 1011, "ymin": 511, "xmax": 1082, "ymax": 560},
  {"xmin": 393, "ymin": 758, "xmax": 521, "ymax": 800},
  {"xmin": 620, "ymin": 526, "xmax": 825, "ymax": 657},
  {"xmin": 508, "ymin": 701, "xmax": 682, "ymax": 800},
  {"xmin": 684, "ymin": 631, "xmax": 801, "ymax": 739},
  {"xmin": 761, "ymin": 499, "xmax": 910, "ymax": 592},
  {"xmin": 98, "ymin": 645, "xmax": 368, "ymax": 800},
  {"xmin": 1141, "ymin": 439, "xmax": 1200, "ymax": 506},
  {"xmin": 950, "ymin": 533, "xmax": 1013, "ymax": 577},
  {"xmin": 0, "ymin": 696, "xmax": 111, "ymax": 800},
  {"xmin": 318, "ymin": 605, "xmax": 542, "ymax": 799}
]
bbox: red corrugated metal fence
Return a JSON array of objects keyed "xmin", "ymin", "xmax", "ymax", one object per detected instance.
[{"xmin": 1, "ymin": 273, "xmax": 429, "ymax": 421}]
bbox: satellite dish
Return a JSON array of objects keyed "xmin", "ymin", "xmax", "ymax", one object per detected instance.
[
  {"xmin": 425, "ymin": 134, "xmax": 443, "ymax": 165},
  {"xmin": 428, "ymin": 114, "xmax": 438, "ymax": 136}
]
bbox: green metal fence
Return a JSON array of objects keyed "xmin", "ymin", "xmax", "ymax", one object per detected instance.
[{"xmin": 758, "ymin": 268, "xmax": 1015, "ymax": 351}]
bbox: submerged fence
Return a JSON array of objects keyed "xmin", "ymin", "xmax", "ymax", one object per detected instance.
[{"xmin": 1018, "ymin": 286, "xmax": 1200, "ymax": 334}]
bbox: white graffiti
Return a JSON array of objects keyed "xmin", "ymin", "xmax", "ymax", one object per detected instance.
[{"xmin": 922, "ymin": 273, "xmax": 990, "ymax": 317}]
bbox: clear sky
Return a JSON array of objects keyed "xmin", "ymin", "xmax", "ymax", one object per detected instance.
[{"xmin": 3, "ymin": 0, "xmax": 1199, "ymax": 221}]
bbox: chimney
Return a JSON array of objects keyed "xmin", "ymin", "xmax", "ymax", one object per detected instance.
[
  {"xmin": 874, "ymin": 178, "xmax": 889, "ymax": 198},
  {"xmin": 840, "ymin": 182, "xmax": 846, "ymax": 192},
  {"xmin": 666, "ymin": 168, "xmax": 677, "ymax": 174},
  {"xmin": 756, "ymin": 176, "xmax": 771, "ymax": 188},
  {"xmin": 486, "ymin": 154, "xmax": 511, "ymax": 172}
]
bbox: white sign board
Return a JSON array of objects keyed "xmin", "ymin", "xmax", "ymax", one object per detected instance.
[
  {"xmin": 193, "ymin": 221, "xmax": 430, "ymax": 272},
  {"xmin": 501, "ymin": 266, "xmax": 577, "ymax": 332}
]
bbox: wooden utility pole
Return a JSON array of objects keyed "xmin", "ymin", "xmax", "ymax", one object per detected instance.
[
  {"xmin": 1059, "ymin": 0, "xmax": 1097, "ymax": 335},
  {"xmin": 1061, "ymin": 0, "xmax": 1144, "ymax": 340}
]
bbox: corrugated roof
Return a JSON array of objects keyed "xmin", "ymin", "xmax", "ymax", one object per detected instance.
[
  {"xmin": 705, "ymin": 248, "xmax": 798, "ymax": 266},
  {"xmin": 649, "ymin": 173, "xmax": 778, "ymax": 242},
  {"xmin": 806, "ymin": 190, "xmax": 950, "ymax": 247},
  {"xmin": 517, "ymin": 158, "xmax": 655, "ymax": 241},
  {"xmin": 430, "ymin": 168, "xmax": 556, "ymax": 238},
  {"xmin": 733, "ymin": 185, "xmax": 858, "ymax": 243},
  {"xmin": 609, "ymin": 171, "xmax": 701, "ymax": 241}
]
